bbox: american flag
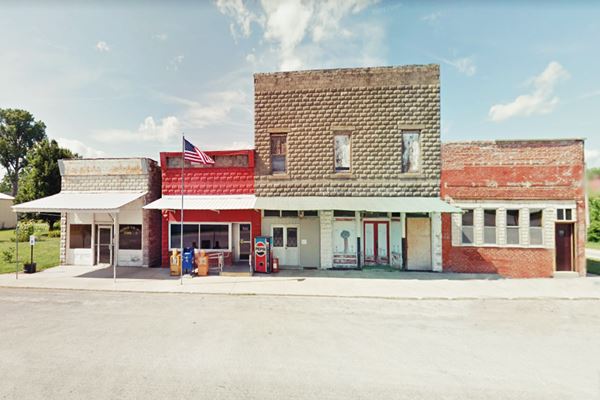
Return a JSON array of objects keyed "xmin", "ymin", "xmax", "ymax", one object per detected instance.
[{"xmin": 184, "ymin": 138, "xmax": 214, "ymax": 165}]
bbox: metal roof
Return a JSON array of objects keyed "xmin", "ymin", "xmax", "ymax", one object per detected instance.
[
  {"xmin": 255, "ymin": 197, "xmax": 460, "ymax": 213},
  {"xmin": 144, "ymin": 195, "xmax": 459, "ymax": 213},
  {"xmin": 12, "ymin": 191, "xmax": 147, "ymax": 213},
  {"xmin": 143, "ymin": 195, "xmax": 257, "ymax": 211},
  {"xmin": 0, "ymin": 193, "xmax": 14, "ymax": 201}
]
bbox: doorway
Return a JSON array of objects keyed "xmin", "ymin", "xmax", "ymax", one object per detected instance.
[
  {"xmin": 555, "ymin": 223, "xmax": 574, "ymax": 272},
  {"xmin": 363, "ymin": 221, "xmax": 389, "ymax": 265},
  {"xmin": 271, "ymin": 225, "xmax": 299, "ymax": 267},
  {"xmin": 406, "ymin": 217, "xmax": 432, "ymax": 270},
  {"xmin": 238, "ymin": 223, "xmax": 251, "ymax": 261},
  {"xmin": 96, "ymin": 226, "xmax": 113, "ymax": 265}
]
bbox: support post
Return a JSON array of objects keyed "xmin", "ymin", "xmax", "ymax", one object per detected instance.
[{"xmin": 15, "ymin": 212, "xmax": 18, "ymax": 280}]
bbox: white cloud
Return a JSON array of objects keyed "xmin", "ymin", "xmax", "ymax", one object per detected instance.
[
  {"xmin": 421, "ymin": 11, "xmax": 441, "ymax": 23},
  {"xmin": 167, "ymin": 55, "xmax": 184, "ymax": 71},
  {"xmin": 489, "ymin": 61, "xmax": 570, "ymax": 122},
  {"xmin": 441, "ymin": 56, "xmax": 477, "ymax": 76},
  {"xmin": 95, "ymin": 41, "xmax": 110, "ymax": 52},
  {"xmin": 163, "ymin": 90, "xmax": 248, "ymax": 129},
  {"xmin": 586, "ymin": 149, "xmax": 600, "ymax": 167},
  {"xmin": 94, "ymin": 116, "xmax": 181, "ymax": 143},
  {"xmin": 216, "ymin": 0, "xmax": 380, "ymax": 71},
  {"xmin": 153, "ymin": 33, "xmax": 168, "ymax": 41},
  {"xmin": 54, "ymin": 137, "xmax": 106, "ymax": 158}
]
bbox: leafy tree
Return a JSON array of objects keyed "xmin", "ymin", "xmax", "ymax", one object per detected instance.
[
  {"xmin": 588, "ymin": 196, "xmax": 600, "ymax": 242},
  {"xmin": 16, "ymin": 139, "xmax": 78, "ymax": 205},
  {"xmin": 0, "ymin": 109, "xmax": 47, "ymax": 195}
]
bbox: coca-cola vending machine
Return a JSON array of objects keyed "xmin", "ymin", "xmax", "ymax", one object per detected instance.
[{"xmin": 254, "ymin": 236, "xmax": 272, "ymax": 273}]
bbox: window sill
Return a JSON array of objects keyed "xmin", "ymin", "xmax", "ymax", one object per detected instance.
[
  {"xmin": 330, "ymin": 173, "xmax": 354, "ymax": 179},
  {"xmin": 266, "ymin": 174, "xmax": 290, "ymax": 180}
]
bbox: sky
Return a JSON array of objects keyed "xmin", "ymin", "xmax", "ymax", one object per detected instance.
[{"xmin": 1, "ymin": 0, "xmax": 600, "ymax": 167}]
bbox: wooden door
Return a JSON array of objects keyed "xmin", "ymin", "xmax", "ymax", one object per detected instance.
[
  {"xmin": 555, "ymin": 223, "xmax": 574, "ymax": 272},
  {"xmin": 406, "ymin": 217, "xmax": 432, "ymax": 270}
]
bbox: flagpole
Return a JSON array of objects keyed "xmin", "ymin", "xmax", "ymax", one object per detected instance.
[{"xmin": 180, "ymin": 133, "xmax": 184, "ymax": 285}]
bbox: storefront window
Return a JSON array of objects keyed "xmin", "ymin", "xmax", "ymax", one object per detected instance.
[
  {"xmin": 69, "ymin": 224, "xmax": 92, "ymax": 249},
  {"xmin": 200, "ymin": 225, "xmax": 229, "ymax": 249},
  {"xmin": 170, "ymin": 224, "xmax": 199, "ymax": 249},
  {"xmin": 119, "ymin": 225, "xmax": 142, "ymax": 250}
]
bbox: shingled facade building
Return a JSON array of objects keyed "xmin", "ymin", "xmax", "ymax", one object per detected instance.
[{"xmin": 253, "ymin": 65, "xmax": 458, "ymax": 270}]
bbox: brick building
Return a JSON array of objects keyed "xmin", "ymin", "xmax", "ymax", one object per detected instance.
[
  {"xmin": 144, "ymin": 150, "xmax": 260, "ymax": 270},
  {"xmin": 14, "ymin": 158, "xmax": 162, "ymax": 267},
  {"xmin": 253, "ymin": 65, "xmax": 457, "ymax": 269},
  {"xmin": 441, "ymin": 139, "xmax": 586, "ymax": 278}
]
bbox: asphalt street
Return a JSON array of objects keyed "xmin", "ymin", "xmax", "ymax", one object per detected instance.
[{"xmin": 0, "ymin": 288, "xmax": 598, "ymax": 400}]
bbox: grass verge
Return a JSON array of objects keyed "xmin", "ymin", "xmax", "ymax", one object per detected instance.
[
  {"xmin": 586, "ymin": 241, "xmax": 600, "ymax": 250},
  {"xmin": 0, "ymin": 228, "xmax": 60, "ymax": 274}
]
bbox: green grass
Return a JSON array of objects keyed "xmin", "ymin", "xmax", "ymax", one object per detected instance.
[
  {"xmin": 0, "ymin": 228, "xmax": 60, "ymax": 274},
  {"xmin": 586, "ymin": 241, "xmax": 600, "ymax": 250},
  {"xmin": 588, "ymin": 259, "xmax": 600, "ymax": 275}
]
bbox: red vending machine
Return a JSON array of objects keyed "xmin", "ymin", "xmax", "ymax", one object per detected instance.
[{"xmin": 254, "ymin": 236, "xmax": 272, "ymax": 273}]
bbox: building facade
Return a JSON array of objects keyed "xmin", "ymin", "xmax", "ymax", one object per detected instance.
[
  {"xmin": 253, "ymin": 65, "xmax": 457, "ymax": 270},
  {"xmin": 14, "ymin": 158, "xmax": 162, "ymax": 267},
  {"xmin": 441, "ymin": 139, "xmax": 586, "ymax": 278},
  {"xmin": 145, "ymin": 150, "xmax": 260, "ymax": 269}
]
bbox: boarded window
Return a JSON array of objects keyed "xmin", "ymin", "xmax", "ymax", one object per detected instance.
[
  {"xmin": 461, "ymin": 210, "xmax": 474, "ymax": 244},
  {"xmin": 334, "ymin": 133, "xmax": 351, "ymax": 172},
  {"xmin": 271, "ymin": 134, "xmax": 287, "ymax": 174},
  {"xmin": 281, "ymin": 210, "xmax": 299, "ymax": 218},
  {"xmin": 402, "ymin": 132, "xmax": 420, "ymax": 173},
  {"xmin": 529, "ymin": 210, "xmax": 543, "ymax": 245},
  {"xmin": 484, "ymin": 210, "xmax": 497, "ymax": 244},
  {"xmin": 69, "ymin": 224, "xmax": 92, "ymax": 249},
  {"xmin": 303, "ymin": 210, "xmax": 318, "ymax": 217},
  {"xmin": 334, "ymin": 210, "xmax": 355, "ymax": 218},
  {"xmin": 119, "ymin": 225, "xmax": 142, "ymax": 250},
  {"xmin": 506, "ymin": 210, "xmax": 520, "ymax": 245},
  {"xmin": 263, "ymin": 210, "xmax": 280, "ymax": 217}
]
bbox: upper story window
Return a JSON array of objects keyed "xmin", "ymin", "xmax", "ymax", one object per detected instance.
[
  {"xmin": 334, "ymin": 133, "xmax": 351, "ymax": 173},
  {"xmin": 557, "ymin": 208, "xmax": 575, "ymax": 221},
  {"xmin": 401, "ymin": 131, "xmax": 420, "ymax": 173},
  {"xmin": 461, "ymin": 210, "xmax": 474, "ymax": 244},
  {"xmin": 483, "ymin": 210, "xmax": 497, "ymax": 244},
  {"xmin": 529, "ymin": 209, "xmax": 544, "ymax": 245},
  {"xmin": 506, "ymin": 210, "xmax": 520, "ymax": 245},
  {"xmin": 270, "ymin": 134, "xmax": 287, "ymax": 174}
]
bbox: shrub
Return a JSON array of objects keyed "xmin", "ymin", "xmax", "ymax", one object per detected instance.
[
  {"xmin": 14, "ymin": 222, "xmax": 34, "ymax": 242},
  {"xmin": 47, "ymin": 230, "xmax": 61, "ymax": 238},
  {"xmin": 52, "ymin": 220, "xmax": 61, "ymax": 231},
  {"xmin": 33, "ymin": 222, "xmax": 49, "ymax": 237},
  {"xmin": 1, "ymin": 247, "xmax": 14, "ymax": 263},
  {"xmin": 588, "ymin": 220, "xmax": 600, "ymax": 243}
]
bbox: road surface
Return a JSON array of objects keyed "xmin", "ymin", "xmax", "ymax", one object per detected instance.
[{"xmin": 0, "ymin": 288, "xmax": 598, "ymax": 399}]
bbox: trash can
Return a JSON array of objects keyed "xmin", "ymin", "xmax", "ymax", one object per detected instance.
[
  {"xmin": 23, "ymin": 263, "xmax": 36, "ymax": 274},
  {"xmin": 182, "ymin": 248, "xmax": 195, "ymax": 274}
]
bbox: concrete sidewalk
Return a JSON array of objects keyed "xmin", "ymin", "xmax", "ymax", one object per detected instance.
[{"xmin": 1, "ymin": 265, "xmax": 600, "ymax": 299}]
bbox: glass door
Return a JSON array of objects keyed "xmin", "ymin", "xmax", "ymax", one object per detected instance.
[
  {"xmin": 238, "ymin": 224, "xmax": 251, "ymax": 260},
  {"xmin": 97, "ymin": 226, "xmax": 113, "ymax": 265}
]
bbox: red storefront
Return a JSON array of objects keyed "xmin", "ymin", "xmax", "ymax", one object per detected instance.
[{"xmin": 145, "ymin": 149, "xmax": 260, "ymax": 269}]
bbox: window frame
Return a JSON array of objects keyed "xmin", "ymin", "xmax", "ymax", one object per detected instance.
[
  {"xmin": 270, "ymin": 133, "xmax": 287, "ymax": 174},
  {"xmin": 461, "ymin": 209, "xmax": 475, "ymax": 245},
  {"xmin": 168, "ymin": 222, "xmax": 232, "ymax": 252},
  {"xmin": 401, "ymin": 131, "xmax": 421, "ymax": 174},
  {"xmin": 118, "ymin": 224, "xmax": 142, "ymax": 250},
  {"xmin": 69, "ymin": 224, "xmax": 92, "ymax": 249},
  {"xmin": 483, "ymin": 209, "xmax": 497, "ymax": 245},
  {"xmin": 529, "ymin": 209, "xmax": 544, "ymax": 246},
  {"xmin": 333, "ymin": 132, "xmax": 351, "ymax": 173},
  {"xmin": 506, "ymin": 209, "xmax": 520, "ymax": 246}
]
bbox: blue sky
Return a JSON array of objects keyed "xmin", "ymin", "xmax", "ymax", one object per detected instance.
[{"xmin": 1, "ymin": 1, "xmax": 599, "ymax": 166}]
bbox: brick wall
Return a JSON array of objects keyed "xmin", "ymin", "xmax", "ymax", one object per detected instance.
[
  {"xmin": 254, "ymin": 65, "xmax": 441, "ymax": 197},
  {"xmin": 160, "ymin": 150, "xmax": 254, "ymax": 196},
  {"xmin": 441, "ymin": 139, "xmax": 586, "ymax": 277}
]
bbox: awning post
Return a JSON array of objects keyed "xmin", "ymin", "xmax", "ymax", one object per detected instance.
[{"xmin": 15, "ymin": 212, "xmax": 18, "ymax": 280}]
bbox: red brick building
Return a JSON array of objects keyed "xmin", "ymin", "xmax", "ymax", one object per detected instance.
[
  {"xmin": 145, "ymin": 149, "xmax": 260, "ymax": 269},
  {"xmin": 441, "ymin": 139, "xmax": 586, "ymax": 278}
]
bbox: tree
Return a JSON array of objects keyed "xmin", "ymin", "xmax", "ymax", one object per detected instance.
[
  {"xmin": 0, "ymin": 109, "xmax": 47, "ymax": 196},
  {"xmin": 15, "ymin": 139, "xmax": 78, "ymax": 206}
]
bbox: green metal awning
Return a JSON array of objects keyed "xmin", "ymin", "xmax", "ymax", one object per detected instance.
[{"xmin": 254, "ymin": 197, "xmax": 460, "ymax": 213}]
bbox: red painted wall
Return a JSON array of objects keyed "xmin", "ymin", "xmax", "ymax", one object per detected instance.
[
  {"xmin": 159, "ymin": 150, "xmax": 259, "ymax": 267},
  {"xmin": 441, "ymin": 140, "xmax": 586, "ymax": 278},
  {"xmin": 160, "ymin": 150, "xmax": 255, "ymax": 195}
]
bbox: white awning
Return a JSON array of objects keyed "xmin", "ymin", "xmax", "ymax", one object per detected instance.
[
  {"xmin": 254, "ymin": 196, "xmax": 460, "ymax": 213},
  {"xmin": 12, "ymin": 191, "xmax": 147, "ymax": 213},
  {"xmin": 143, "ymin": 195, "xmax": 257, "ymax": 211}
]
